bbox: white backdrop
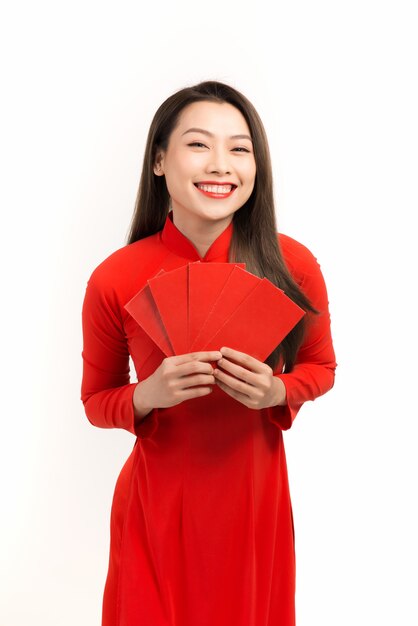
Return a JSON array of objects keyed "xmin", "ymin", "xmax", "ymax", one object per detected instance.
[{"xmin": 1, "ymin": 1, "xmax": 417, "ymax": 624}]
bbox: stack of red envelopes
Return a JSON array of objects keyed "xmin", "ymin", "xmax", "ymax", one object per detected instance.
[{"xmin": 124, "ymin": 262, "xmax": 305, "ymax": 363}]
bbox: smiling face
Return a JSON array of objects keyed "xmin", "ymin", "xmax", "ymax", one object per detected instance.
[{"xmin": 153, "ymin": 100, "xmax": 256, "ymax": 229}]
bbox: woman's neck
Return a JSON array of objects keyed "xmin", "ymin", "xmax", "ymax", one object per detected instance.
[{"xmin": 171, "ymin": 211, "xmax": 233, "ymax": 258}]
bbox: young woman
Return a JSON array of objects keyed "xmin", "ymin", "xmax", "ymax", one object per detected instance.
[{"xmin": 81, "ymin": 80, "xmax": 337, "ymax": 626}]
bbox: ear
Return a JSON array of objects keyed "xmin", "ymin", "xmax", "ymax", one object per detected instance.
[{"xmin": 153, "ymin": 150, "xmax": 165, "ymax": 176}]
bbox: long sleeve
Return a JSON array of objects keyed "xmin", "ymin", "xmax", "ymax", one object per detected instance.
[
  {"xmin": 267, "ymin": 240, "xmax": 337, "ymax": 430},
  {"xmin": 80, "ymin": 266, "xmax": 158, "ymax": 438}
]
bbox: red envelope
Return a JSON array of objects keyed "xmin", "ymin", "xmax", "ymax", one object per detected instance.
[
  {"xmin": 202, "ymin": 277, "xmax": 305, "ymax": 362},
  {"xmin": 147, "ymin": 265, "xmax": 189, "ymax": 355},
  {"xmin": 190, "ymin": 265, "xmax": 259, "ymax": 351},
  {"xmin": 124, "ymin": 270, "xmax": 175, "ymax": 356},
  {"xmin": 188, "ymin": 262, "xmax": 246, "ymax": 349}
]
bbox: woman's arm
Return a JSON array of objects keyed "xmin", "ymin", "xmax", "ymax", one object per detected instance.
[
  {"xmin": 268, "ymin": 243, "xmax": 337, "ymax": 430},
  {"xmin": 80, "ymin": 268, "xmax": 159, "ymax": 438}
]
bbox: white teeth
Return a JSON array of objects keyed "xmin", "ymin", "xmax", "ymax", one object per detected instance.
[{"xmin": 196, "ymin": 184, "xmax": 234, "ymax": 193}]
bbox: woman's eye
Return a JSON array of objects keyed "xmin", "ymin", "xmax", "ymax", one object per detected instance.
[{"xmin": 188, "ymin": 142, "xmax": 250, "ymax": 153}]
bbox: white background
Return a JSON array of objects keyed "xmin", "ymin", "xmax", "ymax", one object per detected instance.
[{"xmin": 1, "ymin": 1, "xmax": 417, "ymax": 624}]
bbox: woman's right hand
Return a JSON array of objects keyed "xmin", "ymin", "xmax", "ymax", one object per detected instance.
[{"xmin": 133, "ymin": 351, "xmax": 222, "ymax": 419}]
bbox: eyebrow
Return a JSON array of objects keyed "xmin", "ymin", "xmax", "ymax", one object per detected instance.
[{"xmin": 181, "ymin": 127, "xmax": 253, "ymax": 143}]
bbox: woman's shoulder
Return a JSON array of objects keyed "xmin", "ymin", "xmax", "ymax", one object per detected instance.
[
  {"xmin": 277, "ymin": 232, "xmax": 332, "ymax": 312},
  {"xmin": 85, "ymin": 232, "xmax": 164, "ymax": 293},
  {"xmin": 277, "ymin": 232, "xmax": 325, "ymax": 288}
]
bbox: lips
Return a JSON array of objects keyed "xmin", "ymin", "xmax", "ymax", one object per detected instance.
[
  {"xmin": 194, "ymin": 181, "xmax": 236, "ymax": 191},
  {"xmin": 193, "ymin": 182, "xmax": 237, "ymax": 199}
]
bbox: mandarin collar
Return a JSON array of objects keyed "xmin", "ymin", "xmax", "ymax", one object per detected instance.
[{"xmin": 160, "ymin": 211, "xmax": 233, "ymax": 262}]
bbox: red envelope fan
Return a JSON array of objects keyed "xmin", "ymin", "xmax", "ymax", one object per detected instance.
[
  {"xmin": 202, "ymin": 277, "xmax": 305, "ymax": 362},
  {"xmin": 125, "ymin": 262, "xmax": 305, "ymax": 365},
  {"xmin": 124, "ymin": 270, "xmax": 175, "ymax": 357},
  {"xmin": 188, "ymin": 262, "xmax": 246, "ymax": 350}
]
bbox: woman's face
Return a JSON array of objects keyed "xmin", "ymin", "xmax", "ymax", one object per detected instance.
[{"xmin": 154, "ymin": 100, "xmax": 256, "ymax": 227}]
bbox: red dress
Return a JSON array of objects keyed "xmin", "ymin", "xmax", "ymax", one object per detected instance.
[{"xmin": 80, "ymin": 213, "xmax": 336, "ymax": 626}]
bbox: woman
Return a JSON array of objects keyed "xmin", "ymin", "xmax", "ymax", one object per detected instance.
[{"xmin": 80, "ymin": 80, "xmax": 337, "ymax": 626}]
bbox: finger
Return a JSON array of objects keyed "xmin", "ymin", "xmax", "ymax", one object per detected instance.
[
  {"xmin": 179, "ymin": 386, "xmax": 213, "ymax": 401},
  {"xmin": 180, "ymin": 373, "xmax": 216, "ymax": 389},
  {"xmin": 216, "ymin": 357, "xmax": 258, "ymax": 385},
  {"xmin": 213, "ymin": 367, "xmax": 255, "ymax": 397},
  {"xmin": 219, "ymin": 346, "xmax": 267, "ymax": 372},
  {"xmin": 175, "ymin": 360, "xmax": 215, "ymax": 378},
  {"xmin": 173, "ymin": 351, "xmax": 223, "ymax": 365},
  {"xmin": 215, "ymin": 379, "xmax": 251, "ymax": 405},
  {"xmin": 190, "ymin": 350, "xmax": 223, "ymax": 362}
]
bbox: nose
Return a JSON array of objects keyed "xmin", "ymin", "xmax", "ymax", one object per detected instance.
[{"xmin": 206, "ymin": 147, "xmax": 232, "ymax": 175}]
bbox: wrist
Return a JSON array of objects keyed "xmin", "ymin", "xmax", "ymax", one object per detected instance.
[
  {"xmin": 133, "ymin": 381, "xmax": 154, "ymax": 421},
  {"xmin": 271, "ymin": 376, "xmax": 287, "ymax": 407}
]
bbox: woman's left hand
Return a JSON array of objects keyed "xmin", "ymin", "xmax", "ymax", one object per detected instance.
[{"xmin": 213, "ymin": 346, "xmax": 287, "ymax": 409}]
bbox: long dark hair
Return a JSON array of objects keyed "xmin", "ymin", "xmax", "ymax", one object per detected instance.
[{"xmin": 126, "ymin": 80, "xmax": 318, "ymax": 372}]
